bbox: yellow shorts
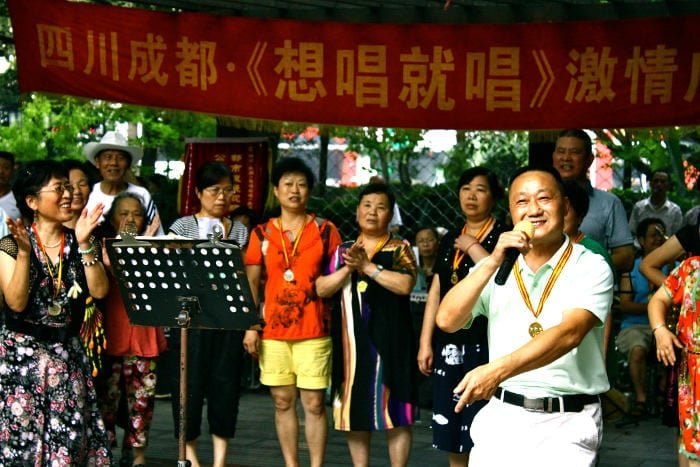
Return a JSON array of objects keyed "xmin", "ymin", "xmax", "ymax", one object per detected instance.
[{"xmin": 259, "ymin": 336, "xmax": 332, "ymax": 390}]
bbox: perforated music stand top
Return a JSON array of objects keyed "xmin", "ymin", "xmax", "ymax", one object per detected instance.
[{"xmin": 105, "ymin": 238, "xmax": 258, "ymax": 330}]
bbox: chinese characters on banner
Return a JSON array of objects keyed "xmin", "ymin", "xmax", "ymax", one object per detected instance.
[
  {"xmin": 7, "ymin": 0, "xmax": 700, "ymax": 129},
  {"xmin": 179, "ymin": 139, "xmax": 269, "ymax": 217}
]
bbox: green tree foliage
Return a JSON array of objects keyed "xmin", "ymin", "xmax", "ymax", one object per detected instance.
[
  {"xmin": 342, "ymin": 127, "xmax": 426, "ymax": 186},
  {"xmin": 443, "ymin": 130, "xmax": 529, "ymax": 190},
  {"xmin": 0, "ymin": 94, "xmax": 216, "ymax": 164},
  {"xmin": 597, "ymin": 128, "xmax": 678, "ymax": 190},
  {"xmin": 0, "ymin": 1, "xmax": 19, "ymax": 123},
  {"xmin": 597, "ymin": 127, "xmax": 700, "ymax": 211}
]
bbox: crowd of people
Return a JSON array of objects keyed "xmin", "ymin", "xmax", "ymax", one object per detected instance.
[{"xmin": 0, "ymin": 127, "xmax": 699, "ymax": 466}]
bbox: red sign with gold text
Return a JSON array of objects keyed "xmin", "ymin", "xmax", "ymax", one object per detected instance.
[
  {"xmin": 180, "ymin": 138, "xmax": 268, "ymax": 217},
  {"xmin": 8, "ymin": 0, "xmax": 700, "ymax": 129}
]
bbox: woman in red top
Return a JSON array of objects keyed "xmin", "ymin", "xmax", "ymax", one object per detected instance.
[
  {"xmin": 97, "ymin": 192, "xmax": 167, "ymax": 467},
  {"xmin": 649, "ymin": 257, "xmax": 700, "ymax": 465},
  {"xmin": 244, "ymin": 157, "xmax": 341, "ymax": 467}
]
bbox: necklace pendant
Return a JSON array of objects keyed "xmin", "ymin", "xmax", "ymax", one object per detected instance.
[
  {"xmin": 451, "ymin": 271, "xmax": 459, "ymax": 285},
  {"xmin": 47, "ymin": 301, "xmax": 62, "ymax": 317},
  {"xmin": 357, "ymin": 280, "xmax": 368, "ymax": 293},
  {"xmin": 283, "ymin": 269, "xmax": 295, "ymax": 282},
  {"xmin": 528, "ymin": 321, "xmax": 543, "ymax": 338}
]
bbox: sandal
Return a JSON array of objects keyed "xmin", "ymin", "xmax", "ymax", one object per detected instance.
[
  {"xmin": 630, "ymin": 401, "xmax": 647, "ymax": 419},
  {"xmin": 119, "ymin": 450, "xmax": 133, "ymax": 467}
]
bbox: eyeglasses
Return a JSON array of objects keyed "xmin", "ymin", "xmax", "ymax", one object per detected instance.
[
  {"xmin": 204, "ymin": 186, "xmax": 235, "ymax": 197},
  {"xmin": 36, "ymin": 183, "xmax": 75, "ymax": 196}
]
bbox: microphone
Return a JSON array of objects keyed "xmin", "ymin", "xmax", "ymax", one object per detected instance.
[{"xmin": 494, "ymin": 220, "xmax": 535, "ymax": 286}]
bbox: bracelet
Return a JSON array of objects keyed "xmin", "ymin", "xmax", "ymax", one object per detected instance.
[
  {"xmin": 651, "ymin": 323, "xmax": 666, "ymax": 335},
  {"xmin": 370, "ymin": 264, "xmax": 384, "ymax": 280},
  {"xmin": 81, "ymin": 256, "xmax": 100, "ymax": 267},
  {"xmin": 78, "ymin": 244, "xmax": 95, "ymax": 256}
]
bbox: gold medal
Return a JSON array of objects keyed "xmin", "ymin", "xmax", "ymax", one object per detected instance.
[
  {"xmin": 278, "ymin": 217, "xmax": 307, "ymax": 285},
  {"xmin": 514, "ymin": 242, "xmax": 573, "ymax": 339},
  {"xmin": 358, "ymin": 281, "xmax": 368, "ymax": 293},
  {"xmin": 528, "ymin": 321, "xmax": 543, "ymax": 337},
  {"xmin": 283, "ymin": 269, "xmax": 295, "ymax": 282},
  {"xmin": 451, "ymin": 271, "xmax": 459, "ymax": 285},
  {"xmin": 48, "ymin": 301, "xmax": 62, "ymax": 317}
]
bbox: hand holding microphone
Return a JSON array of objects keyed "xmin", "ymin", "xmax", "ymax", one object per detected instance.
[{"xmin": 494, "ymin": 220, "xmax": 534, "ymax": 286}]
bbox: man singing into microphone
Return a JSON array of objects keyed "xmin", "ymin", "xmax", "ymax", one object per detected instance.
[{"xmin": 436, "ymin": 166, "xmax": 613, "ymax": 466}]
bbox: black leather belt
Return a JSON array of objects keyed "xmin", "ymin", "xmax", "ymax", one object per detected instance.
[
  {"xmin": 495, "ymin": 387, "xmax": 599, "ymax": 413},
  {"xmin": 3, "ymin": 319, "xmax": 75, "ymax": 344}
]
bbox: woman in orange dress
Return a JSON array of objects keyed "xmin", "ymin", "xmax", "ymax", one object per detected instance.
[{"xmin": 649, "ymin": 256, "xmax": 700, "ymax": 466}]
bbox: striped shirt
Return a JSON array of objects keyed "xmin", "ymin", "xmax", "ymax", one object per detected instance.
[{"xmin": 169, "ymin": 215, "xmax": 248, "ymax": 247}]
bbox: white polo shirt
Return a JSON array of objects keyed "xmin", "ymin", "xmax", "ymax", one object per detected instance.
[{"xmin": 469, "ymin": 236, "xmax": 613, "ymax": 397}]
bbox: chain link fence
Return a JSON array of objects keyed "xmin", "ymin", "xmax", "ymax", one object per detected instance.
[{"xmin": 278, "ymin": 138, "xmax": 517, "ymax": 242}]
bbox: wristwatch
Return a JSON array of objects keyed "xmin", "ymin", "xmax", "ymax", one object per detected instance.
[{"xmin": 370, "ymin": 264, "xmax": 384, "ymax": 280}]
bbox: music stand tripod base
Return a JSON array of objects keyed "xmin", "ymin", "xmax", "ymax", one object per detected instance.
[{"xmin": 106, "ymin": 237, "xmax": 258, "ymax": 466}]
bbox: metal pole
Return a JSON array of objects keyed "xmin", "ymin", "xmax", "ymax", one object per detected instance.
[
  {"xmin": 176, "ymin": 302, "xmax": 192, "ymax": 467},
  {"xmin": 177, "ymin": 326, "xmax": 190, "ymax": 467}
]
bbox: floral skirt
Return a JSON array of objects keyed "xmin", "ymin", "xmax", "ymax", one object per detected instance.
[
  {"xmin": 0, "ymin": 328, "xmax": 111, "ymax": 466},
  {"xmin": 678, "ymin": 350, "xmax": 700, "ymax": 460}
]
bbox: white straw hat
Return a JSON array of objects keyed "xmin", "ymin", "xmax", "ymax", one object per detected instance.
[{"xmin": 83, "ymin": 131, "xmax": 143, "ymax": 166}]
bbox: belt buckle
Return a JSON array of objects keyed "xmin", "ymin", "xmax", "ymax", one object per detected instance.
[{"xmin": 522, "ymin": 396, "xmax": 545, "ymax": 412}]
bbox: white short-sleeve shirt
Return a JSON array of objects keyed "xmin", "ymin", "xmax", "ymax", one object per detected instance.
[{"xmin": 470, "ymin": 237, "xmax": 613, "ymax": 397}]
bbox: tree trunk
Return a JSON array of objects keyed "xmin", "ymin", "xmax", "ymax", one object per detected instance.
[
  {"xmin": 666, "ymin": 137, "xmax": 686, "ymax": 194},
  {"xmin": 318, "ymin": 128, "xmax": 329, "ymax": 196},
  {"xmin": 398, "ymin": 154, "xmax": 412, "ymax": 187},
  {"xmin": 378, "ymin": 151, "xmax": 390, "ymax": 182},
  {"xmin": 622, "ymin": 159, "xmax": 632, "ymax": 190}
]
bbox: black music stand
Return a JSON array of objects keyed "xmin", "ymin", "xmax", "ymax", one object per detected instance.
[{"xmin": 106, "ymin": 228, "xmax": 258, "ymax": 467}]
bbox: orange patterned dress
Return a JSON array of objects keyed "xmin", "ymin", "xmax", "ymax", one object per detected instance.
[{"xmin": 663, "ymin": 256, "xmax": 700, "ymax": 459}]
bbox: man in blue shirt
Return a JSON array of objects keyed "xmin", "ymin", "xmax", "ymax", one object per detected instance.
[{"xmin": 552, "ymin": 129, "xmax": 635, "ymax": 274}]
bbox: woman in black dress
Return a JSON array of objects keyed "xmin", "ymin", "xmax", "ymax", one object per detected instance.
[{"xmin": 417, "ymin": 167, "xmax": 508, "ymax": 466}]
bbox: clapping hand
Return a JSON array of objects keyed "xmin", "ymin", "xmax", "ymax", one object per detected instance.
[
  {"xmin": 342, "ymin": 241, "xmax": 369, "ymax": 272},
  {"xmin": 6, "ymin": 218, "xmax": 30, "ymax": 254},
  {"xmin": 75, "ymin": 203, "xmax": 104, "ymax": 245}
]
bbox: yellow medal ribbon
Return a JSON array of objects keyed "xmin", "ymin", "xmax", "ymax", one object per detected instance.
[
  {"xmin": 356, "ymin": 233, "xmax": 391, "ymax": 293},
  {"xmin": 513, "ymin": 240, "xmax": 573, "ymax": 338},
  {"xmin": 359, "ymin": 233, "xmax": 391, "ymax": 262},
  {"xmin": 32, "ymin": 223, "xmax": 65, "ymax": 316},
  {"xmin": 278, "ymin": 216, "xmax": 308, "ymax": 282},
  {"xmin": 451, "ymin": 216, "xmax": 495, "ymax": 284}
]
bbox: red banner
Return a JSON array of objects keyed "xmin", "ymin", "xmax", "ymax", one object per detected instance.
[
  {"xmin": 8, "ymin": 0, "xmax": 700, "ymax": 129},
  {"xmin": 179, "ymin": 138, "xmax": 268, "ymax": 217}
]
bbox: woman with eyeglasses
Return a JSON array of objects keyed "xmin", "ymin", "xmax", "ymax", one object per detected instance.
[
  {"xmin": 167, "ymin": 162, "xmax": 249, "ymax": 467},
  {"xmin": 0, "ymin": 160, "xmax": 111, "ymax": 464}
]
